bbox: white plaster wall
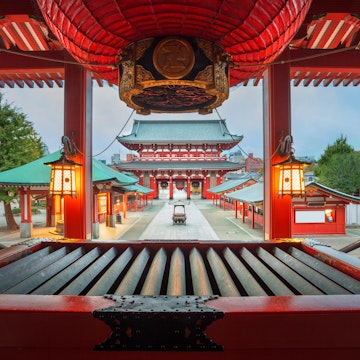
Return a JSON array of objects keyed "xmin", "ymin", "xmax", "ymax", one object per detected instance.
[{"xmin": 346, "ymin": 203, "xmax": 360, "ymax": 225}]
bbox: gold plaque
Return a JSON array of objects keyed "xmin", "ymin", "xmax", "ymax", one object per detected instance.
[{"xmin": 153, "ymin": 37, "xmax": 195, "ymax": 79}]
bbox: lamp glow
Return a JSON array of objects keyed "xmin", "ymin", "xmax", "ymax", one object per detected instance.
[
  {"xmin": 45, "ymin": 142, "xmax": 82, "ymax": 197},
  {"xmin": 275, "ymin": 154, "xmax": 308, "ymax": 197},
  {"xmin": 273, "ymin": 135, "xmax": 311, "ymax": 198}
]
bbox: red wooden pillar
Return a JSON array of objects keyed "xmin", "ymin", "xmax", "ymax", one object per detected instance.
[
  {"xmin": 242, "ymin": 203, "xmax": 248, "ymax": 223},
  {"xmin": 134, "ymin": 193, "xmax": 139, "ymax": 212},
  {"xmin": 150, "ymin": 173, "xmax": 158, "ymax": 199},
  {"xmin": 202, "ymin": 179, "xmax": 206, "ymax": 198},
  {"xmin": 155, "ymin": 179, "xmax": 159, "ymax": 199},
  {"xmin": 263, "ymin": 50, "xmax": 292, "ymax": 240},
  {"xmin": 123, "ymin": 194, "xmax": 127, "ymax": 219},
  {"xmin": 187, "ymin": 177, "xmax": 191, "ymax": 199},
  {"xmin": 106, "ymin": 192, "xmax": 115, "ymax": 227},
  {"xmin": 169, "ymin": 177, "xmax": 173, "ymax": 199},
  {"xmin": 63, "ymin": 63, "xmax": 92, "ymax": 240},
  {"xmin": 201, "ymin": 171, "xmax": 209, "ymax": 198},
  {"xmin": 251, "ymin": 207, "xmax": 255, "ymax": 229}
]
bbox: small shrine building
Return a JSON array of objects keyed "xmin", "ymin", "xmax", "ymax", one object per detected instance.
[{"xmin": 117, "ymin": 119, "xmax": 243, "ymax": 199}]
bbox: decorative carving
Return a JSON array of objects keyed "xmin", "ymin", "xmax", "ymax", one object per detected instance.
[
  {"xmin": 118, "ymin": 36, "xmax": 229, "ymax": 114},
  {"xmin": 135, "ymin": 38, "xmax": 154, "ymax": 60},
  {"xmin": 214, "ymin": 60, "xmax": 229, "ymax": 95},
  {"xmin": 153, "ymin": 37, "xmax": 195, "ymax": 79},
  {"xmin": 195, "ymin": 65, "xmax": 213, "ymax": 83},
  {"xmin": 136, "ymin": 65, "xmax": 154, "ymax": 82},
  {"xmin": 197, "ymin": 38, "xmax": 214, "ymax": 61},
  {"xmin": 132, "ymin": 85, "xmax": 215, "ymax": 112}
]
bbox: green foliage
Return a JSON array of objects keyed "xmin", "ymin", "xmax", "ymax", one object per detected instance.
[
  {"xmin": 0, "ymin": 93, "xmax": 45, "ymax": 204},
  {"xmin": 316, "ymin": 134, "xmax": 354, "ymax": 167},
  {"xmin": 315, "ymin": 135, "xmax": 360, "ymax": 195},
  {"xmin": 11, "ymin": 207, "xmax": 21, "ymax": 215}
]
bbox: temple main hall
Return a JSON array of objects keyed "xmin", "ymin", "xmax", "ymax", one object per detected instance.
[{"xmin": 116, "ymin": 119, "xmax": 243, "ymax": 199}]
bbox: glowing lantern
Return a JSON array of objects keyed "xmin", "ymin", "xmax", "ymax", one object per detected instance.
[
  {"xmin": 36, "ymin": 0, "xmax": 312, "ymax": 114},
  {"xmin": 45, "ymin": 137, "xmax": 82, "ymax": 197},
  {"xmin": 273, "ymin": 135, "xmax": 310, "ymax": 198}
]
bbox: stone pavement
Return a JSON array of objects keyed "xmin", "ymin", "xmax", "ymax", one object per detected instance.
[
  {"xmin": 127, "ymin": 200, "xmax": 219, "ymax": 241},
  {"xmin": 1, "ymin": 196, "xmax": 360, "ymax": 258}
]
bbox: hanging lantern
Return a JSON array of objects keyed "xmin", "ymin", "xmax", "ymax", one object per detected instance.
[
  {"xmin": 274, "ymin": 153, "xmax": 310, "ymax": 197},
  {"xmin": 273, "ymin": 135, "xmax": 311, "ymax": 198},
  {"xmin": 45, "ymin": 137, "xmax": 82, "ymax": 197},
  {"xmin": 36, "ymin": 0, "xmax": 312, "ymax": 113},
  {"xmin": 161, "ymin": 181, "xmax": 168, "ymax": 189},
  {"xmin": 176, "ymin": 181, "xmax": 185, "ymax": 191}
]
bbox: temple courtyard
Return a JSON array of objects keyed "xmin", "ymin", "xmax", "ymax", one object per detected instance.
[{"xmin": 1, "ymin": 192, "xmax": 360, "ymax": 259}]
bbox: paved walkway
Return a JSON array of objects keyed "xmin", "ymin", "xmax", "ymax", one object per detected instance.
[
  {"xmin": 137, "ymin": 200, "xmax": 219, "ymax": 240},
  {"xmin": 1, "ymin": 196, "xmax": 360, "ymax": 258}
]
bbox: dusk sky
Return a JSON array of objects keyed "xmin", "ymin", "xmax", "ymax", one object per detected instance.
[{"xmin": 2, "ymin": 82, "xmax": 359, "ymax": 164}]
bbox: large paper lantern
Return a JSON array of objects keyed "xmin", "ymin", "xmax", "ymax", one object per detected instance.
[{"xmin": 37, "ymin": 0, "xmax": 311, "ymax": 113}]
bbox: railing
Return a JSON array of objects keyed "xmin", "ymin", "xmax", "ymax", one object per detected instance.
[{"xmin": 1, "ymin": 242, "xmax": 359, "ymax": 296}]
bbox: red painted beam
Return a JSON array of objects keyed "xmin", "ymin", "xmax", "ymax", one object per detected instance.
[
  {"xmin": 290, "ymin": 49, "xmax": 360, "ymax": 73},
  {"xmin": 0, "ymin": 50, "xmax": 66, "ymax": 74},
  {"xmin": 208, "ymin": 295, "xmax": 360, "ymax": 356},
  {"xmin": 303, "ymin": 243, "xmax": 360, "ymax": 280},
  {"xmin": 0, "ymin": 0, "xmax": 43, "ymax": 16},
  {"xmin": 0, "ymin": 294, "xmax": 359, "ymax": 359},
  {"xmin": 308, "ymin": 0, "xmax": 360, "ymax": 14}
]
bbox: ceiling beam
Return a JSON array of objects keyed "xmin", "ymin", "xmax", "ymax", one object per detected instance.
[
  {"xmin": 289, "ymin": 48, "xmax": 360, "ymax": 73},
  {"xmin": 0, "ymin": 0, "xmax": 42, "ymax": 17},
  {"xmin": 308, "ymin": 0, "xmax": 360, "ymax": 15},
  {"xmin": 0, "ymin": 50, "xmax": 68, "ymax": 74}
]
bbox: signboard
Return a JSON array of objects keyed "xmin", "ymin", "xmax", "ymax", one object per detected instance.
[{"xmin": 295, "ymin": 210, "xmax": 325, "ymax": 223}]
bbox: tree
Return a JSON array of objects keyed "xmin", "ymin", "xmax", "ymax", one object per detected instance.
[
  {"xmin": 315, "ymin": 135, "xmax": 360, "ymax": 195},
  {"xmin": 0, "ymin": 93, "xmax": 45, "ymax": 230},
  {"xmin": 316, "ymin": 134, "xmax": 354, "ymax": 167}
]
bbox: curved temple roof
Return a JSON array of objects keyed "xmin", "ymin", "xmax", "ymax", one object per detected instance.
[
  {"xmin": 117, "ymin": 119, "xmax": 243, "ymax": 145},
  {"xmin": 225, "ymin": 181, "xmax": 360, "ymax": 205},
  {"xmin": 117, "ymin": 161, "xmax": 243, "ymax": 173},
  {"xmin": 0, "ymin": 151, "xmax": 137, "ymax": 188}
]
